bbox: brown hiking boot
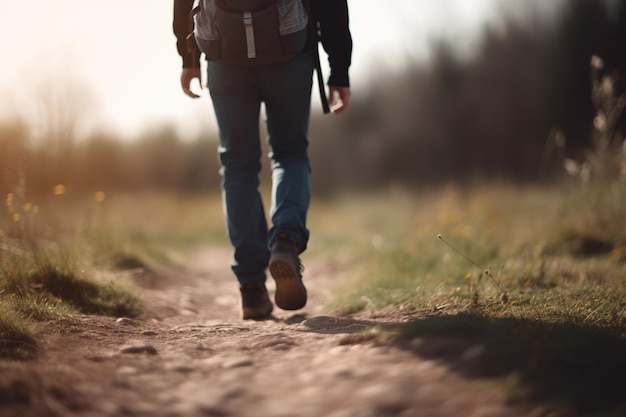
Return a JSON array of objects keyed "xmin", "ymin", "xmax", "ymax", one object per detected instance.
[
  {"xmin": 240, "ymin": 283, "xmax": 273, "ymax": 320},
  {"xmin": 269, "ymin": 234, "xmax": 307, "ymax": 310}
]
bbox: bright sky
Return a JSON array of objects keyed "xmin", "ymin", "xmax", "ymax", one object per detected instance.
[{"xmin": 0, "ymin": 0, "xmax": 501, "ymax": 140}]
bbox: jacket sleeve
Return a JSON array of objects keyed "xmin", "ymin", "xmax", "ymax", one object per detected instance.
[
  {"xmin": 173, "ymin": 0, "xmax": 201, "ymax": 68},
  {"xmin": 313, "ymin": 0, "xmax": 352, "ymax": 87}
]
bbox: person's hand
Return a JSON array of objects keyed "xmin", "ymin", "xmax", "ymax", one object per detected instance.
[
  {"xmin": 180, "ymin": 67, "xmax": 202, "ymax": 98},
  {"xmin": 328, "ymin": 86, "xmax": 351, "ymax": 115}
]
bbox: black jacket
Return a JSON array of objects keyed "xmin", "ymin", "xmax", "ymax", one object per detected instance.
[{"xmin": 172, "ymin": 0, "xmax": 352, "ymax": 86}]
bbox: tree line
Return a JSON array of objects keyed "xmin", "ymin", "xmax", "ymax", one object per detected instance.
[
  {"xmin": 308, "ymin": 0, "xmax": 626, "ymax": 190},
  {"xmin": 1, "ymin": 0, "xmax": 625, "ymax": 198}
]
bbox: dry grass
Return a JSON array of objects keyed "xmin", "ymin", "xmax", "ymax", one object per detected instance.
[
  {"xmin": 314, "ymin": 183, "xmax": 625, "ymax": 324},
  {"xmin": 0, "ymin": 189, "xmax": 226, "ymax": 359},
  {"xmin": 310, "ymin": 182, "xmax": 625, "ymax": 416},
  {"xmin": 1, "ymin": 176, "xmax": 624, "ymax": 414}
]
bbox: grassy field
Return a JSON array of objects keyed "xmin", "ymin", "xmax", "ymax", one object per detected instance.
[
  {"xmin": 1, "ymin": 181, "xmax": 625, "ymax": 415},
  {"xmin": 311, "ymin": 183, "xmax": 625, "ymax": 322},
  {"xmin": 310, "ymin": 182, "xmax": 625, "ymax": 416},
  {"xmin": 0, "ymin": 189, "xmax": 227, "ymax": 359}
]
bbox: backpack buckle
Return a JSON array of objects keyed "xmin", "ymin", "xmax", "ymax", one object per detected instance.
[{"xmin": 242, "ymin": 12, "xmax": 256, "ymax": 59}]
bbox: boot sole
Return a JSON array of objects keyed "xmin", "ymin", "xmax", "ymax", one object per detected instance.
[{"xmin": 269, "ymin": 254, "xmax": 307, "ymax": 310}]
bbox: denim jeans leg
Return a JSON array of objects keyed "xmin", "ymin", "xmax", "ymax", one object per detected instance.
[
  {"xmin": 261, "ymin": 52, "xmax": 315, "ymax": 253},
  {"xmin": 208, "ymin": 61, "xmax": 269, "ymax": 285}
]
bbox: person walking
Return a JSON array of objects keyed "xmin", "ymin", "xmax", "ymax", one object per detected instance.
[{"xmin": 173, "ymin": 0, "xmax": 352, "ymax": 319}]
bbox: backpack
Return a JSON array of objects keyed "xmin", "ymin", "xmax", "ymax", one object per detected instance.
[{"xmin": 192, "ymin": 0, "xmax": 309, "ymax": 66}]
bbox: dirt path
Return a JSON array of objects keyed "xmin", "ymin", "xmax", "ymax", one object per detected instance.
[{"xmin": 0, "ymin": 247, "xmax": 541, "ymax": 417}]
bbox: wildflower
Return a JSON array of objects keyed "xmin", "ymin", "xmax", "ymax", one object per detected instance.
[
  {"xmin": 95, "ymin": 191, "xmax": 106, "ymax": 202},
  {"xmin": 12, "ymin": 213, "xmax": 20, "ymax": 223},
  {"xmin": 6, "ymin": 193, "xmax": 14, "ymax": 207},
  {"xmin": 54, "ymin": 184, "xmax": 66, "ymax": 196},
  {"xmin": 22, "ymin": 202, "xmax": 33, "ymax": 213}
]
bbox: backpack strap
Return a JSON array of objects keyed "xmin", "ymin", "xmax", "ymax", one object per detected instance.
[
  {"xmin": 186, "ymin": 4, "xmax": 201, "ymax": 56},
  {"xmin": 305, "ymin": 0, "xmax": 330, "ymax": 114},
  {"xmin": 243, "ymin": 12, "xmax": 257, "ymax": 58}
]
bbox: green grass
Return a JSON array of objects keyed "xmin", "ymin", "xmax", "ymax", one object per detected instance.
[
  {"xmin": 310, "ymin": 183, "xmax": 626, "ymax": 416},
  {"xmin": 0, "ymin": 244, "xmax": 143, "ymax": 353},
  {"xmin": 312, "ymin": 184, "xmax": 625, "ymax": 321},
  {"xmin": 0, "ymin": 302, "xmax": 38, "ymax": 360},
  {"xmin": 0, "ymin": 190, "xmax": 227, "ymax": 359},
  {"xmin": 1, "ymin": 181, "xmax": 624, "ymax": 414},
  {"xmin": 43, "ymin": 191, "xmax": 228, "ymax": 272}
]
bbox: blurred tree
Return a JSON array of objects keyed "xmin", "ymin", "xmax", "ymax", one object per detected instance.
[
  {"xmin": 3, "ymin": 0, "xmax": 625, "ymax": 196},
  {"xmin": 306, "ymin": 0, "xmax": 626, "ymax": 189},
  {"xmin": 75, "ymin": 132, "xmax": 127, "ymax": 191},
  {"xmin": 31, "ymin": 76, "xmax": 99, "ymax": 153},
  {"xmin": 548, "ymin": 0, "xmax": 614, "ymax": 149},
  {"xmin": 129, "ymin": 126, "xmax": 187, "ymax": 190},
  {"xmin": 182, "ymin": 136, "xmax": 221, "ymax": 192},
  {"xmin": 0, "ymin": 119, "xmax": 30, "ymax": 194}
]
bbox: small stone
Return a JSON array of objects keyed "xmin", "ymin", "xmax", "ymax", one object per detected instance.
[
  {"xmin": 222, "ymin": 357, "xmax": 254, "ymax": 369},
  {"xmin": 328, "ymin": 345, "xmax": 350, "ymax": 355},
  {"xmin": 141, "ymin": 330, "xmax": 158, "ymax": 336},
  {"xmin": 301, "ymin": 316, "xmax": 339, "ymax": 330},
  {"xmin": 270, "ymin": 343, "xmax": 293, "ymax": 351},
  {"xmin": 410, "ymin": 338, "xmax": 424, "ymax": 348},
  {"xmin": 165, "ymin": 362, "xmax": 195, "ymax": 373},
  {"xmin": 116, "ymin": 317, "xmax": 137, "ymax": 325},
  {"xmin": 195, "ymin": 342, "xmax": 212, "ymax": 351},
  {"xmin": 85, "ymin": 354, "xmax": 112, "ymax": 362},
  {"xmin": 201, "ymin": 355, "xmax": 224, "ymax": 366},
  {"xmin": 120, "ymin": 343, "xmax": 158, "ymax": 355},
  {"xmin": 116, "ymin": 366, "xmax": 138, "ymax": 376},
  {"xmin": 461, "ymin": 344, "xmax": 486, "ymax": 362},
  {"xmin": 181, "ymin": 309, "xmax": 197, "ymax": 316},
  {"xmin": 357, "ymin": 383, "xmax": 398, "ymax": 400}
]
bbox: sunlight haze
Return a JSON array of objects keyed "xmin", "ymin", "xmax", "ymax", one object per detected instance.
[{"xmin": 0, "ymin": 0, "xmax": 500, "ymax": 139}]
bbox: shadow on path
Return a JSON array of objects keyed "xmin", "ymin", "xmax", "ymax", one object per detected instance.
[{"xmin": 393, "ymin": 313, "xmax": 626, "ymax": 416}]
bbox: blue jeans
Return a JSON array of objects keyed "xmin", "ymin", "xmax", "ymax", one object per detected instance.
[{"xmin": 207, "ymin": 52, "xmax": 314, "ymax": 285}]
